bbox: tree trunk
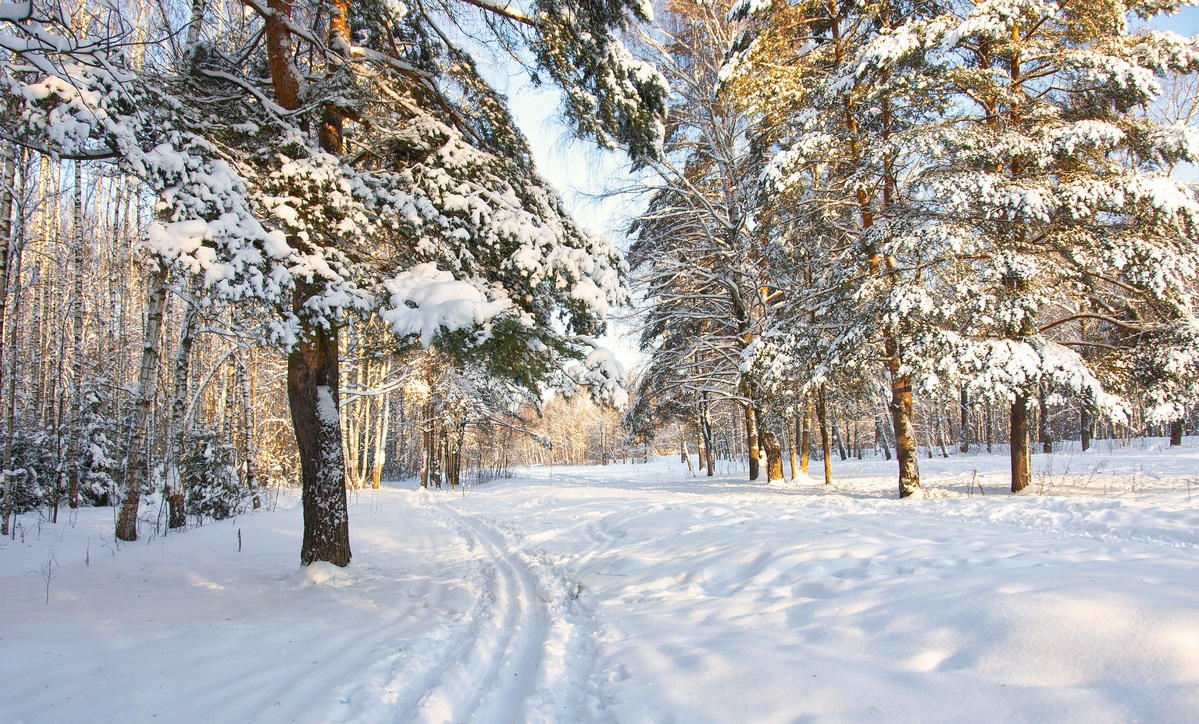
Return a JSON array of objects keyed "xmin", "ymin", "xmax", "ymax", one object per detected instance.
[
  {"xmin": 800, "ymin": 400, "xmax": 812, "ymax": 474},
  {"xmin": 371, "ymin": 362, "xmax": 390, "ymax": 489},
  {"xmin": 1039, "ymin": 387, "xmax": 1052, "ymax": 453},
  {"xmin": 763, "ymin": 430, "xmax": 783, "ymax": 482},
  {"xmin": 116, "ymin": 267, "xmax": 169, "ymax": 542},
  {"xmin": 1080, "ymin": 407, "xmax": 1092, "ymax": 452},
  {"xmin": 1170, "ymin": 418, "xmax": 1183, "ymax": 447},
  {"xmin": 875, "ymin": 414, "xmax": 892, "ymax": 460},
  {"xmin": 936, "ymin": 405, "xmax": 949, "ymax": 458},
  {"xmin": 288, "ymin": 286, "xmax": 351, "ymax": 567},
  {"xmin": 789, "ymin": 415, "xmax": 800, "ymax": 480},
  {"xmin": 268, "ymin": 0, "xmax": 352, "ymax": 566},
  {"xmin": 165, "ymin": 295, "xmax": 198, "ymax": 529},
  {"xmin": 816, "ymin": 385, "xmax": 832, "ymax": 485},
  {"xmin": 889, "ymin": 360, "xmax": 920, "ymax": 497},
  {"xmin": 1010, "ymin": 394, "xmax": 1031, "ymax": 493},
  {"xmin": 744, "ymin": 403, "xmax": 760, "ymax": 481},
  {"xmin": 237, "ymin": 352, "xmax": 259, "ymax": 507},
  {"xmin": 959, "ymin": 387, "xmax": 970, "ymax": 453},
  {"xmin": 986, "ymin": 400, "xmax": 994, "ymax": 453},
  {"xmin": 831, "ymin": 412, "xmax": 848, "ymax": 461},
  {"xmin": 68, "ymin": 160, "xmax": 85, "ymax": 509},
  {"xmin": 700, "ymin": 394, "xmax": 715, "ymax": 476},
  {"xmin": 0, "ymin": 143, "xmax": 16, "ymax": 535}
]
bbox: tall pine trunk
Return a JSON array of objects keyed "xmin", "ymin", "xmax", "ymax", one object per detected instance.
[
  {"xmin": 816, "ymin": 384, "xmax": 832, "ymax": 485},
  {"xmin": 800, "ymin": 400, "xmax": 812, "ymax": 474},
  {"xmin": 1010, "ymin": 394, "xmax": 1031, "ymax": 492},
  {"xmin": 700, "ymin": 394, "xmax": 715, "ymax": 476},
  {"xmin": 788, "ymin": 415, "xmax": 799, "ymax": 480},
  {"xmin": 763, "ymin": 430, "xmax": 783, "ymax": 483},
  {"xmin": 266, "ymin": 0, "xmax": 352, "ymax": 565},
  {"xmin": 743, "ymin": 403, "xmax": 760, "ymax": 481},
  {"xmin": 288, "ymin": 286, "xmax": 350, "ymax": 566},
  {"xmin": 1170, "ymin": 418, "xmax": 1183, "ymax": 447},
  {"xmin": 889, "ymin": 357, "xmax": 920, "ymax": 497}
]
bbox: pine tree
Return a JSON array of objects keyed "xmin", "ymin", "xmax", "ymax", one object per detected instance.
[
  {"xmin": 913, "ymin": 0, "xmax": 1199, "ymax": 491},
  {"xmin": 3, "ymin": 0, "xmax": 664, "ymax": 562}
]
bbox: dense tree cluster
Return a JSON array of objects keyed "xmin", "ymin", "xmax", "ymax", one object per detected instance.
[{"xmin": 625, "ymin": 0, "xmax": 1199, "ymax": 494}]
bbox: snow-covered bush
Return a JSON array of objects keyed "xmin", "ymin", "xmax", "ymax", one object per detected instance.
[{"xmin": 182, "ymin": 431, "xmax": 245, "ymax": 522}]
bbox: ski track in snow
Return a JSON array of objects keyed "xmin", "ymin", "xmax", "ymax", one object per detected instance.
[
  {"xmin": 330, "ymin": 496, "xmax": 603, "ymax": 724},
  {"xmin": 414, "ymin": 500, "xmax": 551, "ymax": 724}
]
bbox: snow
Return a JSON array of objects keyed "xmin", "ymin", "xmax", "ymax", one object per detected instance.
[
  {"xmin": 380, "ymin": 263, "xmax": 515, "ymax": 346},
  {"xmin": 3, "ymin": 443, "xmax": 1199, "ymax": 722}
]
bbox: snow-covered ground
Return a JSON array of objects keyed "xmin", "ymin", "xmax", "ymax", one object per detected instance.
[{"xmin": 3, "ymin": 440, "xmax": 1198, "ymax": 723}]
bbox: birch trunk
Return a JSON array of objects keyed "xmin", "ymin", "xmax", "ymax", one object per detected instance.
[
  {"xmin": 116, "ymin": 267, "xmax": 168, "ymax": 541},
  {"xmin": 165, "ymin": 296, "xmax": 198, "ymax": 529},
  {"xmin": 0, "ymin": 145, "xmax": 17, "ymax": 535},
  {"xmin": 68, "ymin": 161, "xmax": 85, "ymax": 508}
]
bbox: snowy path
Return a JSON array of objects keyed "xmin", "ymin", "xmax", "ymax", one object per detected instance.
[{"xmin": 3, "ymin": 447, "xmax": 1199, "ymax": 723}]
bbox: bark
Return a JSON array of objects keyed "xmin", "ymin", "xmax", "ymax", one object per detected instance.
[
  {"xmin": 762, "ymin": 430, "xmax": 784, "ymax": 483},
  {"xmin": 1039, "ymin": 388, "xmax": 1052, "ymax": 453},
  {"xmin": 1080, "ymin": 407, "xmax": 1092, "ymax": 451},
  {"xmin": 420, "ymin": 414, "xmax": 430, "ymax": 489},
  {"xmin": 165, "ymin": 296, "xmax": 198, "ymax": 529},
  {"xmin": 1010, "ymin": 394, "xmax": 1031, "ymax": 493},
  {"xmin": 959, "ymin": 387, "xmax": 970, "ymax": 453},
  {"xmin": 288, "ymin": 285, "xmax": 351, "ymax": 566},
  {"xmin": 743, "ymin": 403, "xmax": 760, "ymax": 481},
  {"xmin": 116, "ymin": 267, "xmax": 169, "ymax": 542},
  {"xmin": 0, "ymin": 144, "xmax": 16, "ymax": 535},
  {"xmin": 831, "ymin": 412, "xmax": 848, "ymax": 461},
  {"xmin": 68, "ymin": 161, "xmax": 84, "ymax": 509},
  {"xmin": 986, "ymin": 401, "xmax": 994, "ymax": 453},
  {"xmin": 936, "ymin": 406, "xmax": 949, "ymax": 458},
  {"xmin": 267, "ymin": 0, "xmax": 352, "ymax": 565},
  {"xmin": 815, "ymin": 385, "xmax": 832, "ymax": 485},
  {"xmin": 889, "ymin": 357, "xmax": 920, "ymax": 497},
  {"xmin": 800, "ymin": 400, "xmax": 812, "ymax": 475},
  {"xmin": 700, "ymin": 394, "xmax": 715, "ymax": 476},
  {"xmin": 1170, "ymin": 418, "xmax": 1183, "ymax": 447},
  {"xmin": 789, "ymin": 415, "xmax": 799, "ymax": 480},
  {"xmin": 874, "ymin": 415, "xmax": 892, "ymax": 460},
  {"xmin": 371, "ymin": 361, "xmax": 390, "ymax": 489},
  {"xmin": 237, "ymin": 353, "xmax": 259, "ymax": 507}
]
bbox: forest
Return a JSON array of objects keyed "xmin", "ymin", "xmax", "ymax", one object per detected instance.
[{"xmin": 2, "ymin": 0, "xmax": 1199, "ymax": 569}]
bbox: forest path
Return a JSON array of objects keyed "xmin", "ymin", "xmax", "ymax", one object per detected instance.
[{"xmin": 350, "ymin": 493, "xmax": 608, "ymax": 724}]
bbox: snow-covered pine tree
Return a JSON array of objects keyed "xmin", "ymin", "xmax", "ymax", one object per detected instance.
[
  {"xmin": 2, "ymin": 0, "xmax": 665, "ymax": 563},
  {"xmin": 913, "ymin": 0, "xmax": 1199, "ymax": 491},
  {"xmin": 626, "ymin": 0, "xmax": 778, "ymax": 480},
  {"xmin": 730, "ymin": 0, "xmax": 953, "ymax": 496}
]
